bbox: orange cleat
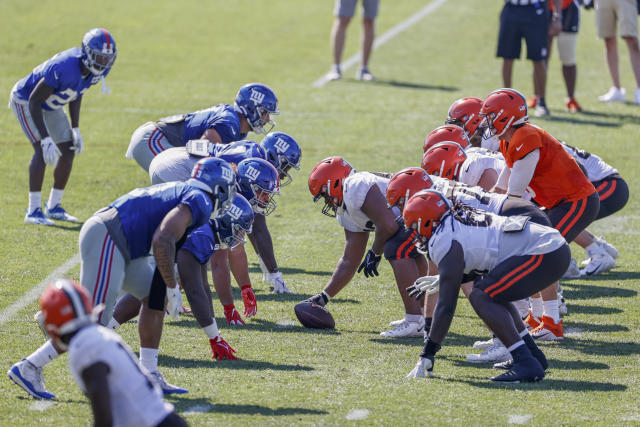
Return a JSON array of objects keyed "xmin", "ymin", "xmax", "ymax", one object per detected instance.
[
  {"xmin": 527, "ymin": 96, "xmax": 538, "ymax": 108},
  {"xmin": 565, "ymin": 98, "xmax": 582, "ymax": 113},
  {"xmin": 524, "ymin": 311, "xmax": 541, "ymax": 330},
  {"xmin": 531, "ymin": 315, "xmax": 564, "ymax": 340}
]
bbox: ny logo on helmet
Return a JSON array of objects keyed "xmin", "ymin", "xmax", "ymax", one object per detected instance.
[
  {"xmin": 102, "ymin": 42, "xmax": 115, "ymax": 54},
  {"xmin": 249, "ymin": 89, "xmax": 265, "ymax": 105},
  {"xmin": 274, "ymin": 138, "xmax": 290, "ymax": 153},
  {"xmin": 221, "ymin": 167, "xmax": 234, "ymax": 183},
  {"xmin": 226, "ymin": 204, "xmax": 243, "ymax": 220},
  {"xmin": 245, "ymin": 165, "xmax": 260, "ymax": 181}
]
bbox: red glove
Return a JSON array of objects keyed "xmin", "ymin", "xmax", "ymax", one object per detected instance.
[
  {"xmin": 223, "ymin": 304, "xmax": 245, "ymax": 325},
  {"xmin": 209, "ymin": 336, "xmax": 237, "ymax": 360},
  {"xmin": 241, "ymin": 285, "xmax": 257, "ymax": 317}
]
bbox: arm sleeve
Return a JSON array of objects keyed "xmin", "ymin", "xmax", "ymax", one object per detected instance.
[
  {"xmin": 507, "ymin": 149, "xmax": 540, "ymax": 197},
  {"xmin": 495, "ymin": 165, "xmax": 511, "ymax": 191}
]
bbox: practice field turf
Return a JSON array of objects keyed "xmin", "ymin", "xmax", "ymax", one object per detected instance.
[{"xmin": 1, "ymin": 0, "xmax": 639, "ymax": 425}]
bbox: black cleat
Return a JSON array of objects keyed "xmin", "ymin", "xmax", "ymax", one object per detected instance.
[{"xmin": 491, "ymin": 358, "xmax": 545, "ymax": 383}]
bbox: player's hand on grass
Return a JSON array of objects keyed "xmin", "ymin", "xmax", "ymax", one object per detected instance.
[
  {"xmin": 269, "ymin": 271, "xmax": 291, "ymax": 293},
  {"xmin": 407, "ymin": 356, "xmax": 434, "ymax": 378},
  {"xmin": 223, "ymin": 304, "xmax": 246, "ymax": 325},
  {"xmin": 165, "ymin": 286, "xmax": 182, "ymax": 319},
  {"xmin": 209, "ymin": 336, "xmax": 237, "ymax": 360},
  {"xmin": 241, "ymin": 286, "xmax": 257, "ymax": 317}
]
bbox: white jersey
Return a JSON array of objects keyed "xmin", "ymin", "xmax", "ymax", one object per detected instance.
[
  {"xmin": 428, "ymin": 211, "xmax": 565, "ymax": 274},
  {"xmin": 337, "ymin": 172, "xmax": 399, "ymax": 232},
  {"xmin": 481, "ymin": 129, "xmax": 501, "ymax": 151},
  {"xmin": 459, "ymin": 148, "xmax": 506, "ymax": 187},
  {"xmin": 148, "ymin": 147, "xmax": 197, "ymax": 184},
  {"xmin": 431, "ymin": 176, "xmax": 507, "ymax": 214},
  {"xmin": 69, "ymin": 325, "xmax": 173, "ymax": 427},
  {"xmin": 560, "ymin": 142, "xmax": 617, "ymax": 182}
]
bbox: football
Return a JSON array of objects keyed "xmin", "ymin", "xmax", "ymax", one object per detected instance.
[{"xmin": 294, "ymin": 301, "xmax": 335, "ymax": 329}]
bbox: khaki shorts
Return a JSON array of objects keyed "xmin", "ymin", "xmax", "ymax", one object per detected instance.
[
  {"xmin": 334, "ymin": 0, "xmax": 379, "ymax": 19},
  {"xmin": 557, "ymin": 32, "xmax": 578, "ymax": 66},
  {"xmin": 596, "ymin": 0, "xmax": 639, "ymax": 38}
]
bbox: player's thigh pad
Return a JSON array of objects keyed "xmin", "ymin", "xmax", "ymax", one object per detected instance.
[
  {"xmin": 126, "ymin": 122, "xmax": 170, "ymax": 172},
  {"xmin": 499, "ymin": 198, "xmax": 552, "ymax": 226},
  {"xmin": 42, "ymin": 108, "xmax": 73, "ymax": 143},
  {"xmin": 384, "ymin": 226, "xmax": 418, "ymax": 260},
  {"xmin": 547, "ymin": 192, "xmax": 600, "ymax": 242},
  {"xmin": 122, "ymin": 256, "xmax": 155, "ymax": 300},
  {"xmin": 593, "ymin": 175, "xmax": 629, "ymax": 220}
]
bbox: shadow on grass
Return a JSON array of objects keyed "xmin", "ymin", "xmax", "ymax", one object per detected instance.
[
  {"xmin": 563, "ymin": 321, "xmax": 629, "ymax": 333},
  {"xmin": 216, "ymin": 288, "xmax": 360, "ymax": 305},
  {"xmin": 446, "ymin": 377, "xmax": 627, "ymax": 392},
  {"xmin": 50, "ymin": 222, "xmax": 84, "ymax": 231},
  {"xmin": 579, "ymin": 109, "xmax": 640, "ymax": 123},
  {"xmin": 566, "ymin": 338, "xmax": 640, "ymax": 356},
  {"xmin": 167, "ymin": 316, "xmax": 341, "ymax": 336},
  {"xmin": 534, "ymin": 113, "xmax": 621, "ymax": 128},
  {"xmin": 564, "ymin": 304, "xmax": 623, "ymax": 315},
  {"xmin": 561, "ymin": 283, "xmax": 637, "ymax": 300},
  {"xmin": 169, "ymin": 397, "xmax": 328, "ymax": 416},
  {"xmin": 247, "ymin": 264, "xmax": 332, "ymax": 277},
  {"xmin": 570, "ymin": 271, "xmax": 640, "ymax": 282},
  {"xmin": 449, "ymin": 358, "xmax": 609, "ymax": 371},
  {"xmin": 368, "ymin": 331, "xmax": 477, "ymax": 348},
  {"xmin": 368, "ymin": 79, "xmax": 458, "ymax": 92},
  {"xmin": 158, "ymin": 355, "xmax": 314, "ymax": 371}
]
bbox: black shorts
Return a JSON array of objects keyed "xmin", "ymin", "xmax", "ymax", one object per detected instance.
[
  {"xmin": 474, "ymin": 244, "xmax": 570, "ymax": 303},
  {"xmin": 546, "ymin": 191, "xmax": 600, "ymax": 243},
  {"xmin": 497, "ymin": 3, "xmax": 549, "ymax": 61},
  {"xmin": 384, "ymin": 222, "xmax": 419, "ymax": 261},
  {"xmin": 592, "ymin": 174, "xmax": 629, "ymax": 220},
  {"xmin": 147, "ymin": 268, "xmax": 166, "ymax": 311},
  {"xmin": 499, "ymin": 198, "xmax": 552, "ymax": 226},
  {"xmin": 551, "ymin": 1, "xmax": 579, "ymax": 33}
]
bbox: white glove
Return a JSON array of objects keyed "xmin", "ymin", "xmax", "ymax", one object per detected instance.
[
  {"xmin": 268, "ymin": 271, "xmax": 291, "ymax": 294},
  {"xmin": 415, "ymin": 275, "xmax": 440, "ymax": 295},
  {"xmin": 166, "ymin": 286, "xmax": 182, "ymax": 319},
  {"xmin": 71, "ymin": 127, "xmax": 83, "ymax": 155},
  {"xmin": 257, "ymin": 256, "xmax": 269, "ymax": 282},
  {"xmin": 41, "ymin": 136, "xmax": 61, "ymax": 166},
  {"xmin": 406, "ymin": 357, "xmax": 433, "ymax": 379}
]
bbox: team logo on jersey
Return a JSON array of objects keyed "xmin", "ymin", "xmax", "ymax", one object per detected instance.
[
  {"xmin": 249, "ymin": 89, "xmax": 265, "ymax": 105},
  {"xmin": 245, "ymin": 165, "xmax": 261, "ymax": 181},
  {"xmin": 222, "ymin": 167, "xmax": 234, "ymax": 183},
  {"xmin": 226, "ymin": 204, "xmax": 243, "ymax": 220},
  {"xmin": 273, "ymin": 138, "xmax": 290, "ymax": 153}
]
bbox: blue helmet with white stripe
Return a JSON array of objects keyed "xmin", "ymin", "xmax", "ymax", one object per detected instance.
[
  {"xmin": 234, "ymin": 83, "xmax": 279, "ymax": 134},
  {"xmin": 187, "ymin": 157, "xmax": 236, "ymax": 217},
  {"xmin": 210, "ymin": 194, "xmax": 254, "ymax": 249},
  {"xmin": 260, "ymin": 132, "xmax": 301, "ymax": 186},
  {"xmin": 236, "ymin": 158, "xmax": 280, "ymax": 216}
]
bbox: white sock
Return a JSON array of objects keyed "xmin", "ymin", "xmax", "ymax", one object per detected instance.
[
  {"xmin": 332, "ymin": 64, "xmax": 341, "ymax": 73},
  {"xmin": 202, "ymin": 321, "xmax": 220, "ymax": 339},
  {"xmin": 106, "ymin": 318, "xmax": 120, "ymax": 330},
  {"xmin": 139, "ymin": 347, "xmax": 159, "ymax": 373},
  {"xmin": 530, "ymin": 297, "xmax": 544, "ymax": 318},
  {"xmin": 519, "ymin": 329, "xmax": 530, "ymax": 338},
  {"xmin": 507, "ymin": 340, "xmax": 525, "ymax": 352},
  {"xmin": 47, "ymin": 188, "xmax": 64, "ymax": 209},
  {"xmin": 512, "ymin": 299, "xmax": 530, "ymax": 319},
  {"xmin": 405, "ymin": 313, "xmax": 422, "ymax": 323},
  {"xmin": 543, "ymin": 299, "xmax": 560, "ymax": 323},
  {"xmin": 585, "ymin": 242, "xmax": 600, "ymax": 256},
  {"xmin": 28, "ymin": 192, "xmax": 41, "ymax": 213},
  {"xmin": 26, "ymin": 340, "xmax": 59, "ymax": 368}
]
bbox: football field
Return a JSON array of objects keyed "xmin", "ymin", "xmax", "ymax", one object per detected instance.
[{"xmin": 1, "ymin": 0, "xmax": 640, "ymax": 425}]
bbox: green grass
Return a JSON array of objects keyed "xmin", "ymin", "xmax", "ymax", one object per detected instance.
[{"xmin": 1, "ymin": 0, "xmax": 640, "ymax": 425}]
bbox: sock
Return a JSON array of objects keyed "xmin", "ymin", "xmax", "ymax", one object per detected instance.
[
  {"xmin": 405, "ymin": 313, "xmax": 422, "ymax": 323},
  {"xmin": 512, "ymin": 299, "xmax": 530, "ymax": 319},
  {"xmin": 530, "ymin": 297, "xmax": 544, "ymax": 318},
  {"xmin": 28, "ymin": 192, "xmax": 41, "ymax": 214},
  {"xmin": 203, "ymin": 321, "xmax": 220, "ymax": 339},
  {"xmin": 106, "ymin": 318, "xmax": 120, "ymax": 330},
  {"xmin": 26, "ymin": 340, "xmax": 59, "ymax": 368},
  {"xmin": 424, "ymin": 317, "xmax": 432, "ymax": 334},
  {"xmin": 521, "ymin": 331, "xmax": 537, "ymax": 350},
  {"xmin": 47, "ymin": 188, "xmax": 64, "ymax": 209},
  {"xmin": 508, "ymin": 340, "xmax": 532, "ymax": 363},
  {"xmin": 140, "ymin": 347, "xmax": 159, "ymax": 373},
  {"xmin": 543, "ymin": 299, "xmax": 560, "ymax": 323},
  {"xmin": 538, "ymin": 97, "xmax": 547, "ymax": 107},
  {"xmin": 332, "ymin": 64, "xmax": 341, "ymax": 73},
  {"xmin": 585, "ymin": 242, "xmax": 600, "ymax": 256}
]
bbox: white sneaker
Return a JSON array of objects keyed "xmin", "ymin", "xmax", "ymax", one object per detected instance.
[
  {"xmin": 598, "ymin": 86, "xmax": 626, "ymax": 102},
  {"xmin": 388, "ymin": 318, "xmax": 405, "ymax": 326},
  {"xmin": 595, "ymin": 236, "xmax": 618, "ymax": 259},
  {"xmin": 44, "ymin": 203, "xmax": 79, "ymax": 222},
  {"xmin": 466, "ymin": 341, "xmax": 511, "ymax": 364},
  {"xmin": 326, "ymin": 66, "xmax": 341, "ymax": 81},
  {"xmin": 149, "ymin": 370, "xmax": 188, "ymax": 395},
  {"xmin": 558, "ymin": 294, "xmax": 568, "ymax": 316},
  {"xmin": 7, "ymin": 359, "xmax": 55, "ymax": 399},
  {"xmin": 24, "ymin": 208, "xmax": 55, "ymax": 226},
  {"xmin": 380, "ymin": 319, "xmax": 424, "ymax": 338},
  {"xmin": 581, "ymin": 252, "xmax": 616, "ymax": 276},
  {"xmin": 472, "ymin": 337, "xmax": 495, "ymax": 350},
  {"xmin": 635, "ymin": 88, "xmax": 640, "ymax": 105},
  {"xmin": 355, "ymin": 67, "xmax": 375, "ymax": 81},
  {"xmin": 562, "ymin": 258, "xmax": 582, "ymax": 279}
]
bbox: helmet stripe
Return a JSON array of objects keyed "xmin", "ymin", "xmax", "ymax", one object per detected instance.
[
  {"xmin": 101, "ymin": 28, "xmax": 111, "ymax": 50},
  {"xmin": 59, "ymin": 281, "xmax": 86, "ymax": 319}
]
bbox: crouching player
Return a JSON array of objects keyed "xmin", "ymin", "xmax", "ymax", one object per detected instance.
[{"xmin": 405, "ymin": 190, "xmax": 570, "ymax": 382}]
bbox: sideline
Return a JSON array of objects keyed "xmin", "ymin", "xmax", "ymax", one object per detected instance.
[{"xmin": 311, "ymin": 0, "xmax": 448, "ymax": 88}]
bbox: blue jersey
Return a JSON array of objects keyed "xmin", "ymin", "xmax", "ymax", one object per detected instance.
[
  {"xmin": 183, "ymin": 104, "xmax": 246, "ymax": 145},
  {"xmin": 14, "ymin": 47, "xmax": 106, "ymax": 111},
  {"xmin": 211, "ymin": 140, "xmax": 266, "ymax": 165},
  {"xmin": 181, "ymin": 223, "xmax": 219, "ymax": 264},
  {"xmin": 110, "ymin": 182, "xmax": 213, "ymax": 259}
]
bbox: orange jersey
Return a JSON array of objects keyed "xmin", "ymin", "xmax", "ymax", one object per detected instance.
[
  {"xmin": 500, "ymin": 123, "xmax": 595, "ymax": 209},
  {"xmin": 549, "ymin": 0, "xmax": 575, "ymax": 11}
]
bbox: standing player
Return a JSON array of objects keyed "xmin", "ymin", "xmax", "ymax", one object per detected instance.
[
  {"xmin": 126, "ymin": 83, "xmax": 279, "ymax": 172},
  {"xmin": 8, "ymin": 157, "xmax": 236, "ymax": 399},
  {"xmin": 10, "ymin": 28, "xmax": 117, "ymax": 225},
  {"xmin": 305, "ymin": 157, "xmax": 428, "ymax": 337},
  {"xmin": 36, "ymin": 279, "xmax": 187, "ymax": 426}
]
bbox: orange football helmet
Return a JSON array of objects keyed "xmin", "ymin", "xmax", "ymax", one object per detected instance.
[
  {"xmin": 445, "ymin": 97, "xmax": 484, "ymax": 137},
  {"xmin": 386, "ymin": 167, "xmax": 433, "ymax": 211},
  {"xmin": 479, "ymin": 88, "xmax": 528, "ymax": 137},
  {"xmin": 403, "ymin": 189, "xmax": 451, "ymax": 251},
  {"xmin": 423, "ymin": 125, "xmax": 470, "ymax": 152},
  {"xmin": 422, "ymin": 142, "xmax": 467, "ymax": 181},
  {"xmin": 308, "ymin": 156, "xmax": 353, "ymax": 217}
]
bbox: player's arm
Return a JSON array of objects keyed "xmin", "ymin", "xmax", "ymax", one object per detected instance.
[
  {"xmin": 27, "ymin": 77, "xmax": 55, "ymax": 139},
  {"xmin": 360, "ymin": 186, "xmax": 399, "ymax": 255},
  {"xmin": 177, "ymin": 249, "xmax": 214, "ymax": 326},
  {"xmin": 428, "ymin": 240, "xmax": 465, "ymax": 345},
  {"xmin": 152, "ymin": 204, "xmax": 194, "ymax": 289},
  {"xmin": 202, "ymin": 128, "xmax": 223, "ymax": 144},
  {"xmin": 492, "ymin": 166, "xmax": 510, "ymax": 194},
  {"xmin": 507, "ymin": 150, "xmax": 539, "ymax": 198},
  {"xmin": 477, "ymin": 169, "xmax": 499, "ymax": 192},
  {"xmin": 68, "ymin": 95, "xmax": 83, "ymax": 128},
  {"xmin": 549, "ymin": 0, "xmax": 563, "ymax": 37},
  {"xmin": 210, "ymin": 249, "xmax": 233, "ymax": 306},
  {"xmin": 323, "ymin": 230, "xmax": 369, "ymax": 297},
  {"xmin": 81, "ymin": 361, "xmax": 113, "ymax": 427},
  {"xmin": 249, "ymin": 214, "xmax": 278, "ymax": 272}
]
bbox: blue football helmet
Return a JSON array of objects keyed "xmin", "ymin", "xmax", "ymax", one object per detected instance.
[
  {"xmin": 81, "ymin": 28, "xmax": 117, "ymax": 76},
  {"xmin": 210, "ymin": 194, "xmax": 254, "ymax": 249},
  {"xmin": 236, "ymin": 158, "xmax": 280, "ymax": 216},
  {"xmin": 260, "ymin": 132, "xmax": 301, "ymax": 186},
  {"xmin": 187, "ymin": 157, "xmax": 237, "ymax": 217},
  {"xmin": 234, "ymin": 83, "xmax": 279, "ymax": 134}
]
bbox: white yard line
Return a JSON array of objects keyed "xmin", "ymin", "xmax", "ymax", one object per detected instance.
[
  {"xmin": 0, "ymin": 253, "xmax": 80, "ymax": 328},
  {"xmin": 311, "ymin": 0, "xmax": 449, "ymax": 88}
]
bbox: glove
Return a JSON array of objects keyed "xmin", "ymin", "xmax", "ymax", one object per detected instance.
[
  {"xmin": 257, "ymin": 256, "xmax": 270, "ymax": 282},
  {"xmin": 306, "ymin": 292, "xmax": 329, "ymax": 307},
  {"xmin": 223, "ymin": 304, "xmax": 246, "ymax": 325},
  {"xmin": 41, "ymin": 136, "xmax": 61, "ymax": 166},
  {"xmin": 268, "ymin": 271, "xmax": 291, "ymax": 294},
  {"xmin": 406, "ymin": 355, "xmax": 434, "ymax": 378},
  {"xmin": 241, "ymin": 286, "xmax": 257, "ymax": 317},
  {"xmin": 357, "ymin": 249, "xmax": 382, "ymax": 278},
  {"xmin": 70, "ymin": 127, "xmax": 83, "ymax": 155},
  {"xmin": 406, "ymin": 275, "xmax": 440, "ymax": 300},
  {"xmin": 165, "ymin": 286, "xmax": 182, "ymax": 319},
  {"xmin": 209, "ymin": 336, "xmax": 237, "ymax": 361}
]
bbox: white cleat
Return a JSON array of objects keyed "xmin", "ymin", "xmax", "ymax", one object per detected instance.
[
  {"xmin": 388, "ymin": 318, "xmax": 405, "ymax": 327},
  {"xmin": 598, "ymin": 86, "xmax": 626, "ymax": 102},
  {"xmin": 7, "ymin": 359, "xmax": 55, "ymax": 399},
  {"xmin": 44, "ymin": 203, "xmax": 79, "ymax": 222},
  {"xmin": 466, "ymin": 341, "xmax": 511, "ymax": 364},
  {"xmin": 472, "ymin": 337, "xmax": 495, "ymax": 350},
  {"xmin": 581, "ymin": 252, "xmax": 616, "ymax": 276},
  {"xmin": 595, "ymin": 236, "xmax": 618, "ymax": 259},
  {"xmin": 558, "ymin": 294, "xmax": 568, "ymax": 316},
  {"xmin": 150, "ymin": 370, "xmax": 188, "ymax": 395},
  {"xmin": 380, "ymin": 319, "xmax": 424, "ymax": 338},
  {"xmin": 563, "ymin": 258, "xmax": 582, "ymax": 279},
  {"xmin": 24, "ymin": 208, "xmax": 55, "ymax": 226}
]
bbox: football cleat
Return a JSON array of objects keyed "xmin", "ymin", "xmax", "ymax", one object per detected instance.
[
  {"xmin": 8, "ymin": 359, "xmax": 55, "ymax": 399},
  {"xmin": 490, "ymin": 358, "xmax": 545, "ymax": 383},
  {"xmin": 524, "ymin": 311, "xmax": 542, "ymax": 330},
  {"xmin": 388, "ymin": 318, "xmax": 405, "ymax": 327},
  {"xmin": 355, "ymin": 67, "xmax": 375, "ymax": 81},
  {"xmin": 24, "ymin": 208, "xmax": 55, "ymax": 226},
  {"xmin": 580, "ymin": 252, "xmax": 615, "ymax": 276},
  {"xmin": 598, "ymin": 86, "xmax": 626, "ymax": 103},
  {"xmin": 534, "ymin": 104, "xmax": 550, "ymax": 117},
  {"xmin": 326, "ymin": 66, "xmax": 341, "ymax": 81},
  {"xmin": 466, "ymin": 340, "xmax": 511, "ymax": 364},
  {"xmin": 595, "ymin": 236, "xmax": 618, "ymax": 259},
  {"xmin": 565, "ymin": 97, "xmax": 582, "ymax": 113},
  {"xmin": 380, "ymin": 319, "xmax": 424, "ymax": 338},
  {"xmin": 558, "ymin": 294, "xmax": 567, "ymax": 316},
  {"xmin": 44, "ymin": 203, "xmax": 79, "ymax": 222},
  {"xmin": 473, "ymin": 337, "xmax": 496, "ymax": 350},
  {"xmin": 562, "ymin": 258, "xmax": 582, "ymax": 279},
  {"xmin": 531, "ymin": 316, "xmax": 563, "ymax": 341},
  {"xmin": 150, "ymin": 370, "xmax": 188, "ymax": 395}
]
